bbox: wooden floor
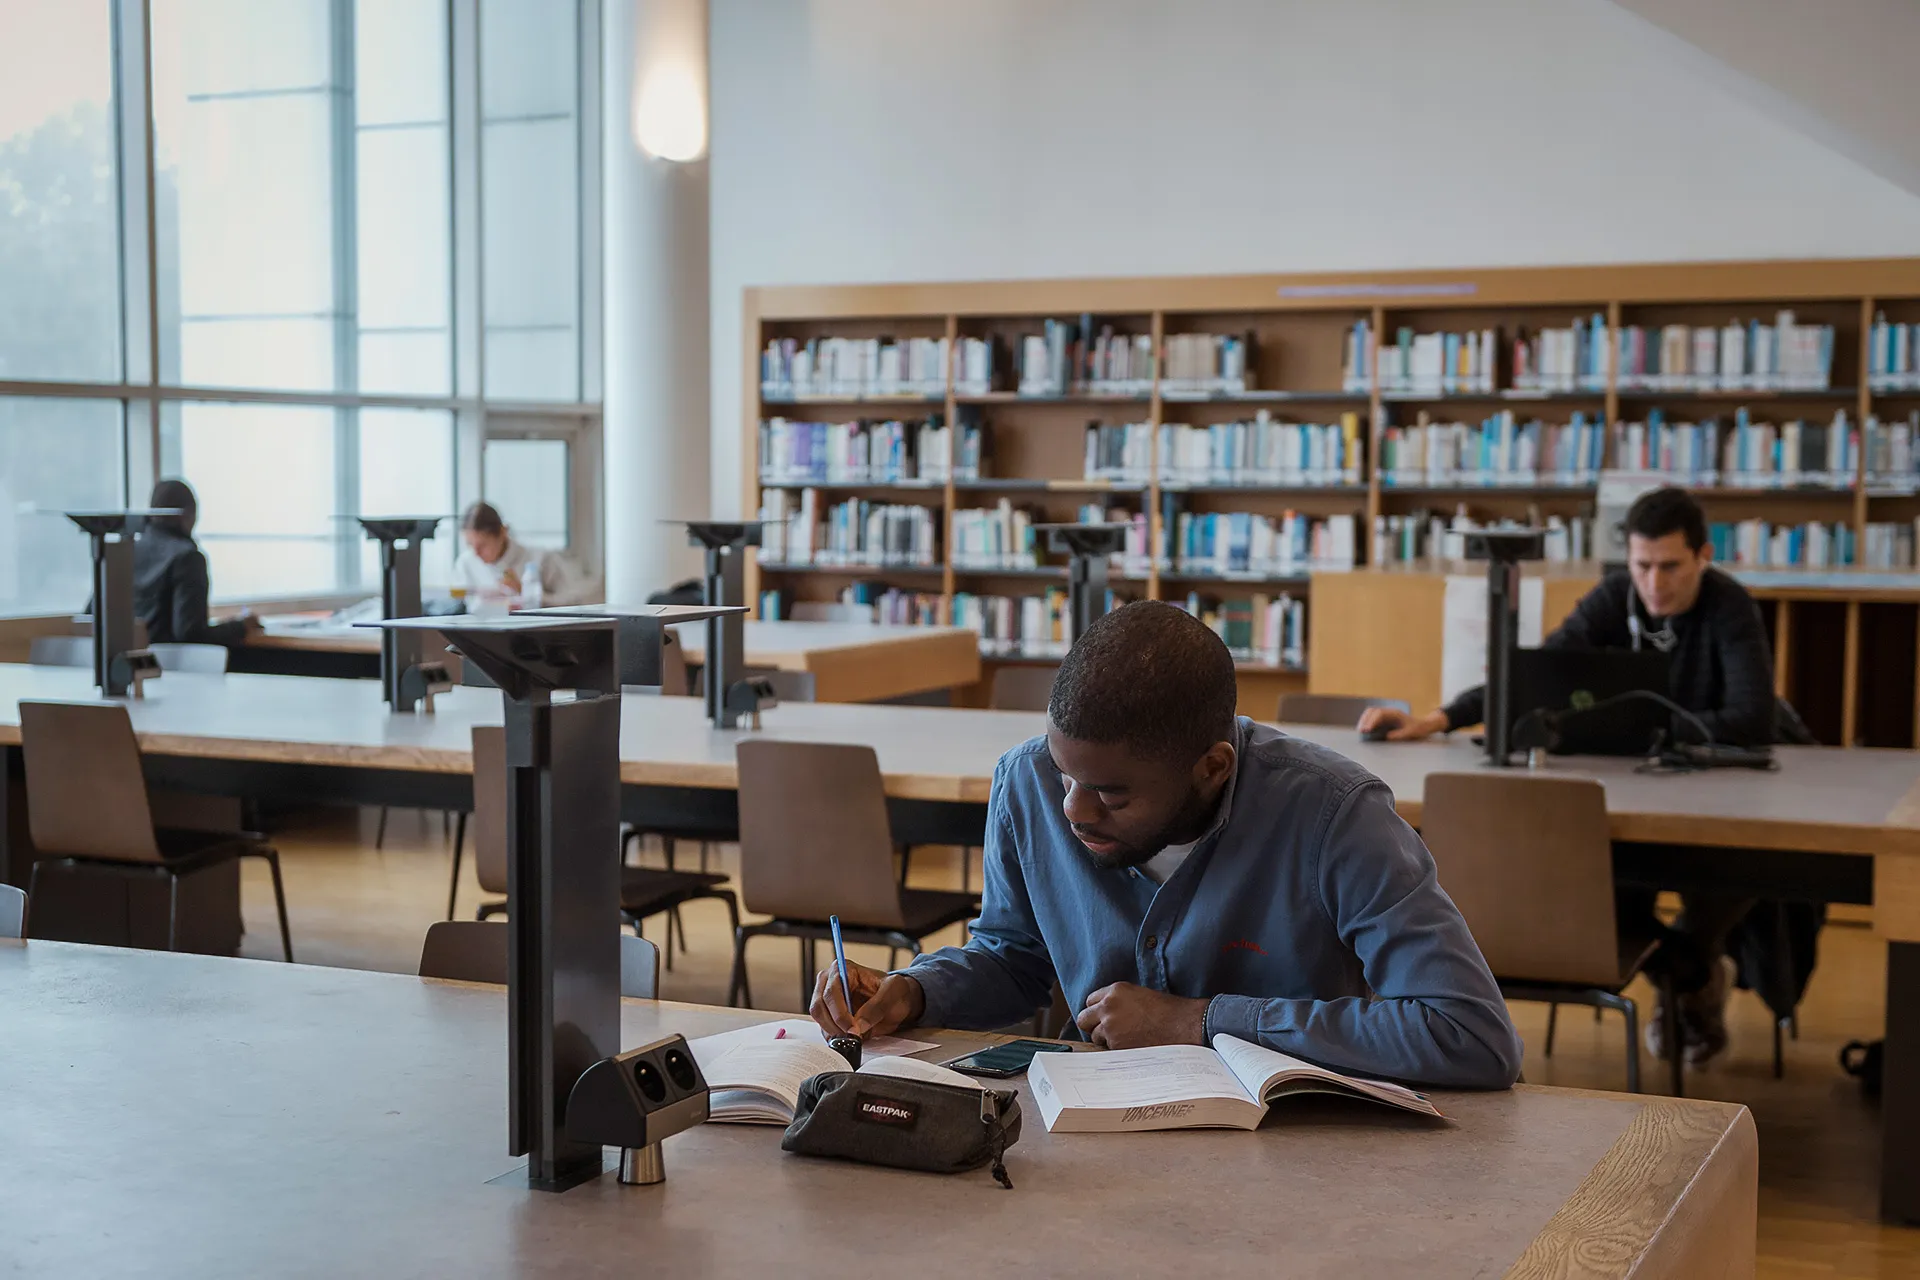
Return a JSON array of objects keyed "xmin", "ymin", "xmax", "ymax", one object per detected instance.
[{"xmin": 232, "ymin": 804, "xmax": 1920, "ymax": 1277}]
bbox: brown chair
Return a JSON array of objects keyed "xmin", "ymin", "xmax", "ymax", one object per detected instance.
[
  {"xmin": 461, "ymin": 727, "xmax": 738, "ymax": 973},
  {"xmin": 1277, "ymin": 693, "xmax": 1410, "ymax": 724},
  {"xmin": 732, "ymin": 740, "xmax": 978, "ymax": 1008},
  {"xmin": 18, "ymin": 700, "xmax": 292, "ymax": 961},
  {"xmin": 990, "ymin": 664, "xmax": 1057, "ymax": 712},
  {"xmin": 1418, "ymin": 771, "xmax": 1678, "ymax": 1095},
  {"xmin": 418, "ymin": 921, "xmax": 661, "ymax": 999}
]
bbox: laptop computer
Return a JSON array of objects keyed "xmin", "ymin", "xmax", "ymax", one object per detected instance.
[{"xmin": 1506, "ymin": 647, "xmax": 1674, "ymax": 756}]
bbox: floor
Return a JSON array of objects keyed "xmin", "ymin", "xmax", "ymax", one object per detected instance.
[{"xmin": 234, "ymin": 804, "xmax": 1920, "ymax": 1278}]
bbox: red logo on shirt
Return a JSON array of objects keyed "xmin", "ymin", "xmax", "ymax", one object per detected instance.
[{"xmin": 1222, "ymin": 938, "xmax": 1267, "ymax": 956}]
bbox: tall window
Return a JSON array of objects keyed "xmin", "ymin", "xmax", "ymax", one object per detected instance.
[{"xmin": 0, "ymin": 0, "xmax": 599, "ymax": 614}]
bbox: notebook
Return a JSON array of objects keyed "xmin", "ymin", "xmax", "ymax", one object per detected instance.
[
  {"xmin": 1027, "ymin": 1035, "xmax": 1443, "ymax": 1132},
  {"xmin": 687, "ymin": 1020, "xmax": 959, "ymax": 1125}
]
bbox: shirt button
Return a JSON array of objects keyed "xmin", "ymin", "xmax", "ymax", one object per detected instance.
[{"xmin": 1145, "ymin": 936, "xmax": 1158, "ymax": 949}]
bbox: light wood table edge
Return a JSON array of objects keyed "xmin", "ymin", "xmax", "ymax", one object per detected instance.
[
  {"xmin": 802, "ymin": 630, "xmax": 981, "ymax": 703},
  {"xmin": 1506, "ymin": 1096, "xmax": 1756, "ymax": 1279},
  {"xmin": 1388, "ymin": 797, "xmax": 1920, "ymax": 858}
]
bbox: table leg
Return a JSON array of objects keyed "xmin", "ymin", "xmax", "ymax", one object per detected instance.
[
  {"xmin": 1885, "ymin": 941, "xmax": 1920, "ymax": 1224},
  {"xmin": 0, "ymin": 744, "xmax": 19, "ymax": 890}
]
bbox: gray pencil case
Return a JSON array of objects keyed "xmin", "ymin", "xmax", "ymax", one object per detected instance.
[{"xmin": 780, "ymin": 1071, "xmax": 1022, "ymax": 1188}]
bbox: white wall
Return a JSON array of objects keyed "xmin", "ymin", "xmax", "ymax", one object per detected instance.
[{"xmin": 708, "ymin": 0, "xmax": 1920, "ymax": 515}]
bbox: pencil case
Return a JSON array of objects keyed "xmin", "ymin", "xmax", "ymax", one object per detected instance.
[{"xmin": 780, "ymin": 1072, "xmax": 1023, "ymax": 1188}]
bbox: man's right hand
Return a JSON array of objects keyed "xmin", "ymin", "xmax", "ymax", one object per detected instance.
[
  {"xmin": 1355, "ymin": 706, "xmax": 1451, "ymax": 742},
  {"xmin": 810, "ymin": 960, "xmax": 926, "ymax": 1041}
]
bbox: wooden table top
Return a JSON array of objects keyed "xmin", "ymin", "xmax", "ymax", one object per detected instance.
[
  {"xmin": 4, "ymin": 662, "xmax": 1919, "ymax": 850},
  {"xmin": 0, "ymin": 941, "xmax": 1756, "ymax": 1279},
  {"xmin": 253, "ymin": 616, "xmax": 975, "ymax": 663}
]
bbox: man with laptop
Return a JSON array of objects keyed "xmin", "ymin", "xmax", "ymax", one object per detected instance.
[{"xmin": 1358, "ymin": 486, "xmax": 1776, "ymax": 1066}]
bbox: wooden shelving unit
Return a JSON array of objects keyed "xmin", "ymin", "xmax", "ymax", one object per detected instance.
[{"xmin": 744, "ymin": 258, "xmax": 1920, "ymax": 712}]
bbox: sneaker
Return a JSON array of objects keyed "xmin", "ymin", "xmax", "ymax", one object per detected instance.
[{"xmin": 1678, "ymin": 956, "xmax": 1734, "ymax": 1067}]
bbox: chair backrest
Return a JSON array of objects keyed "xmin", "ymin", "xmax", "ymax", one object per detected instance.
[
  {"xmin": 18, "ymin": 701, "xmax": 162, "ymax": 862},
  {"xmin": 791, "ymin": 601, "xmax": 874, "ymax": 622},
  {"xmin": 27, "ymin": 635, "xmax": 92, "ymax": 668},
  {"xmin": 148, "ymin": 643, "xmax": 230, "ymax": 674},
  {"xmin": 418, "ymin": 920, "xmax": 659, "ymax": 999},
  {"xmin": 470, "ymin": 726, "xmax": 508, "ymax": 897},
  {"xmin": 1418, "ymin": 772, "xmax": 1621, "ymax": 987},
  {"xmin": 0, "ymin": 884, "xmax": 25, "ymax": 939},
  {"xmin": 990, "ymin": 665, "xmax": 1057, "ymax": 712},
  {"xmin": 735, "ymin": 740, "xmax": 905, "ymax": 927},
  {"xmin": 1277, "ymin": 693, "xmax": 1411, "ymax": 725}
]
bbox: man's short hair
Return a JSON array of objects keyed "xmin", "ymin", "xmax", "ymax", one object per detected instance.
[
  {"xmin": 1048, "ymin": 600, "xmax": 1238, "ymax": 763},
  {"xmin": 1625, "ymin": 487, "xmax": 1708, "ymax": 551}
]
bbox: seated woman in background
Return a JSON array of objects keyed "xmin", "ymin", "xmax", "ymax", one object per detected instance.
[
  {"xmin": 453, "ymin": 501, "xmax": 579, "ymax": 607},
  {"xmin": 134, "ymin": 478, "xmax": 257, "ymax": 646}
]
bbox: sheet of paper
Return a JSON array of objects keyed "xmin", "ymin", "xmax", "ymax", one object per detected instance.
[
  {"xmin": 1032, "ymin": 1044, "xmax": 1254, "ymax": 1110},
  {"xmin": 685, "ymin": 1017, "xmax": 937, "ymax": 1064},
  {"xmin": 856, "ymin": 1055, "xmax": 982, "ymax": 1091},
  {"xmin": 1440, "ymin": 573, "xmax": 1544, "ymax": 706}
]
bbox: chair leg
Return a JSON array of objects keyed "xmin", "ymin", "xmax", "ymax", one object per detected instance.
[
  {"xmin": 166, "ymin": 869, "xmax": 180, "ymax": 953},
  {"xmin": 699, "ymin": 841, "xmax": 710, "ymax": 874},
  {"xmin": 1620, "ymin": 998, "xmax": 1641, "ymax": 1094},
  {"xmin": 1544, "ymin": 1003, "xmax": 1558, "ymax": 1058},
  {"xmin": 728, "ymin": 929, "xmax": 750, "ymax": 1008},
  {"xmin": 662, "ymin": 911, "xmax": 675, "ymax": 973},
  {"xmin": 673, "ymin": 906, "xmax": 689, "ymax": 954},
  {"xmin": 442, "ymin": 810, "xmax": 451, "ymax": 839},
  {"xmin": 374, "ymin": 806, "xmax": 389, "ymax": 850},
  {"xmin": 897, "ymin": 845, "xmax": 914, "ymax": 887},
  {"xmin": 1774, "ymin": 1018, "xmax": 1786, "ymax": 1079},
  {"xmin": 445, "ymin": 813, "xmax": 467, "ymax": 921},
  {"xmin": 255, "ymin": 850, "xmax": 294, "ymax": 962},
  {"xmin": 1660, "ymin": 975, "xmax": 1684, "ymax": 1097},
  {"xmin": 801, "ymin": 938, "xmax": 817, "ymax": 1009},
  {"xmin": 661, "ymin": 836, "xmax": 676, "ymax": 871}
]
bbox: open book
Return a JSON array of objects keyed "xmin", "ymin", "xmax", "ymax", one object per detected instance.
[
  {"xmin": 1027, "ymin": 1035, "xmax": 1443, "ymax": 1133},
  {"xmin": 687, "ymin": 1019, "xmax": 966, "ymax": 1124}
]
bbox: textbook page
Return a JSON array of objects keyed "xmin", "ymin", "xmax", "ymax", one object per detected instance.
[
  {"xmin": 1213, "ymin": 1035, "xmax": 1444, "ymax": 1119},
  {"xmin": 1027, "ymin": 1045, "xmax": 1265, "ymax": 1132},
  {"xmin": 698, "ymin": 1039, "xmax": 848, "ymax": 1124}
]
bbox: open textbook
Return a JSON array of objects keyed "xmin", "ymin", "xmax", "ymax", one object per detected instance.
[
  {"xmin": 1028, "ymin": 1035, "xmax": 1444, "ymax": 1133},
  {"xmin": 687, "ymin": 1019, "xmax": 967, "ymax": 1124}
]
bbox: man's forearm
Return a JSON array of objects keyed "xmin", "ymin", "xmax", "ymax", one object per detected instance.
[{"xmin": 904, "ymin": 939, "xmax": 1053, "ymax": 1032}]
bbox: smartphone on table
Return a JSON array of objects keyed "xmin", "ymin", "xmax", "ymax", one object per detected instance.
[{"xmin": 944, "ymin": 1039, "xmax": 1072, "ymax": 1078}]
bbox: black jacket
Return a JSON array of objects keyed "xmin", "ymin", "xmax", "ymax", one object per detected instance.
[
  {"xmin": 134, "ymin": 525, "xmax": 248, "ymax": 646},
  {"xmin": 1442, "ymin": 566, "xmax": 1776, "ymax": 746}
]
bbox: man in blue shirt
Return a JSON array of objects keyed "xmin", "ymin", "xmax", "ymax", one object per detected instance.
[{"xmin": 812, "ymin": 601, "xmax": 1522, "ymax": 1090}]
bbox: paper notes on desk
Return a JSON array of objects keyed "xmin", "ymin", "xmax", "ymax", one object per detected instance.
[
  {"xmin": 1027, "ymin": 1036, "xmax": 1442, "ymax": 1133},
  {"xmin": 686, "ymin": 1019, "xmax": 943, "ymax": 1125}
]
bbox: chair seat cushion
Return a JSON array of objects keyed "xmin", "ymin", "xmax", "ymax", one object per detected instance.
[{"xmin": 893, "ymin": 889, "xmax": 980, "ymax": 936}]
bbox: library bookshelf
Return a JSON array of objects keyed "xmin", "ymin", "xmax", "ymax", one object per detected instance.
[{"xmin": 742, "ymin": 257, "xmax": 1920, "ymax": 715}]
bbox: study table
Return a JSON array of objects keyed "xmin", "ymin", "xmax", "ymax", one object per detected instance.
[
  {"xmin": 1, "ymin": 940, "xmax": 1757, "ymax": 1278},
  {"xmin": 0, "ymin": 661, "xmax": 1915, "ymax": 1222},
  {"xmin": 242, "ymin": 616, "xmax": 982, "ymax": 702}
]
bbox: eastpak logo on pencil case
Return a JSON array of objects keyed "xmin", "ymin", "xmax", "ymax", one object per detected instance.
[{"xmin": 853, "ymin": 1093, "xmax": 919, "ymax": 1128}]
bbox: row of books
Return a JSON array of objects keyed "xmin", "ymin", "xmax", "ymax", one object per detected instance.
[
  {"xmin": 955, "ymin": 587, "xmax": 1127, "ymax": 658},
  {"xmin": 1158, "ymin": 412, "xmax": 1364, "ymax": 487},
  {"xmin": 1511, "ymin": 316, "xmax": 1610, "ymax": 392},
  {"xmin": 1011, "ymin": 319, "xmax": 1160, "ymax": 397},
  {"xmin": 952, "ymin": 499, "xmax": 1037, "ymax": 569},
  {"xmin": 1869, "ymin": 314, "xmax": 1920, "ymax": 391},
  {"xmin": 1608, "ymin": 409, "xmax": 1855, "ymax": 487},
  {"xmin": 760, "ymin": 336, "xmax": 948, "ymax": 399},
  {"xmin": 1710, "ymin": 520, "xmax": 1855, "ymax": 569},
  {"xmin": 1161, "ymin": 332, "xmax": 1255, "ymax": 395},
  {"xmin": 1163, "ymin": 510, "xmax": 1358, "ymax": 576},
  {"xmin": 1174, "ymin": 592, "xmax": 1306, "ymax": 668},
  {"xmin": 1867, "ymin": 412, "xmax": 1920, "ymax": 488},
  {"xmin": 1864, "ymin": 520, "xmax": 1920, "ymax": 569},
  {"xmin": 1616, "ymin": 315, "xmax": 1835, "ymax": 391},
  {"xmin": 755, "ymin": 490, "xmax": 939, "ymax": 568},
  {"xmin": 1379, "ymin": 413, "xmax": 1606, "ymax": 487},
  {"xmin": 1083, "ymin": 421, "xmax": 1154, "ymax": 483},
  {"xmin": 1371, "ymin": 324, "xmax": 1500, "ymax": 395},
  {"xmin": 1373, "ymin": 512, "xmax": 1592, "ymax": 565},
  {"xmin": 758, "ymin": 417, "xmax": 953, "ymax": 485}
]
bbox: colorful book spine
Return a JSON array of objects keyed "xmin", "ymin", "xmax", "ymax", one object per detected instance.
[{"xmin": 1156, "ymin": 412, "xmax": 1364, "ymax": 487}]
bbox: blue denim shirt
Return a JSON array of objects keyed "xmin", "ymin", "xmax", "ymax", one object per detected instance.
[{"xmin": 906, "ymin": 718, "xmax": 1523, "ymax": 1089}]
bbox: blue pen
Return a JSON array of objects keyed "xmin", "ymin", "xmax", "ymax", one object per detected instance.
[{"xmin": 829, "ymin": 914, "xmax": 853, "ymax": 1009}]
